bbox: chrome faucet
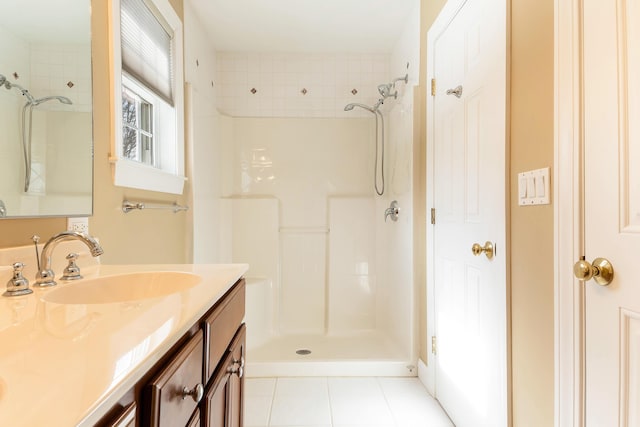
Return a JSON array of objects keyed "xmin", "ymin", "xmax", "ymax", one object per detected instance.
[{"xmin": 35, "ymin": 231, "xmax": 104, "ymax": 287}]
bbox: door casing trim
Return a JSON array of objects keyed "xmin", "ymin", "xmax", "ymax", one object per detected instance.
[{"xmin": 554, "ymin": 0, "xmax": 586, "ymax": 425}]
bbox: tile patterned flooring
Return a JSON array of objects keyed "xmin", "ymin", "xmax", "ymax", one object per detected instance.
[{"xmin": 244, "ymin": 377, "xmax": 454, "ymax": 427}]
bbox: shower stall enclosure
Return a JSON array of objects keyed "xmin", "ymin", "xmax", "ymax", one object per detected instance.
[
  {"xmin": 187, "ymin": 2, "xmax": 422, "ymax": 375},
  {"xmin": 198, "ymin": 54, "xmax": 419, "ymax": 377},
  {"xmin": 226, "ymin": 108, "xmax": 416, "ymax": 377}
]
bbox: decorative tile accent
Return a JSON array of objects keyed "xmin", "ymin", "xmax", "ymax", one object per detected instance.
[
  {"xmin": 216, "ymin": 53, "xmax": 390, "ymax": 118},
  {"xmin": 250, "ymin": 87, "xmax": 257, "ymax": 94}
]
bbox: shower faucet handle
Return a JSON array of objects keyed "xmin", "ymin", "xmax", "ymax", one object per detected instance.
[{"xmin": 384, "ymin": 200, "xmax": 400, "ymax": 222}]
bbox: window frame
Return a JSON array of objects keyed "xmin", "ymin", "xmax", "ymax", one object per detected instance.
[
  {"xmin": 109, "ymin": 0, "xmax": 185, "ymax": 195},
  {"xmin": 121, "ymin": 81, "xmax": 155, "ymax": 166}
]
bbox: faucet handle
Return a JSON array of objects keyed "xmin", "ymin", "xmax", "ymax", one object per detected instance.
[
  {"xmin": 3, "ymin": 262, "xmax": 33, "ymax": 297},
  {"xmin": 61, "ymin": 253, "xmax": 83, "ymax": 281}
]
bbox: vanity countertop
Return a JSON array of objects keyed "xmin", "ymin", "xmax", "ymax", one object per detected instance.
[{"xmin": 0, "ymin": 263, "xmax": 248, "ymax": 426}]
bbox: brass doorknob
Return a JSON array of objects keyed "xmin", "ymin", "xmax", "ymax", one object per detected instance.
[
  {"xmin": 573, "ymin": 257, "xmax": 614, "ymax": 286},
  {"xmin": 471, "ymin": 241, "xmax": 494, "ymax": 259}
]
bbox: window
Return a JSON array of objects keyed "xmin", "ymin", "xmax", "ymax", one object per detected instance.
[
  {"xmin": 122, "ymin": 84, "xmax": 154, "ymax": 165},
  {"xmin": 110, "ymin": 0, "xmax": 185, "ymax": 194}
]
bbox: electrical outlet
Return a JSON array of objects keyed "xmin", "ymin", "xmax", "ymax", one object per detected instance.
[{"xmin": 67, "ymin": 217, "xmax": 89, "ymax": 234}]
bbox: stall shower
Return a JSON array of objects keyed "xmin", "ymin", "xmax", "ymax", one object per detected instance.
[{"xmin": 199, "ymin": 48, "xmax": 420, "ymax": 377}]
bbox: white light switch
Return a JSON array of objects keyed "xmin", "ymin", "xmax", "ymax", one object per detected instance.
[
  {"xmin": 519, "ymin": 176, "xmax": 527, "ymax": 198},
  {"xmin": 535, "ymin": 174, "xmax": 545, "ymax": 197},
  {"xmin": 518, "ymin": 167, "xmax": 550, "ymax": 206}
]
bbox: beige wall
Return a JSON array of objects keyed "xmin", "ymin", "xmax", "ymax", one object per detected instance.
[
  {"xmin": 509, "ymin": 0, "xmax": 554, "ymax": 424},
  {"xmin": 419, "ymin": 0, "xmax": 554, "ymax": 425},
  {"xmin": 0, "ymin": 0, "xmax": 190, "ymax": 265}
]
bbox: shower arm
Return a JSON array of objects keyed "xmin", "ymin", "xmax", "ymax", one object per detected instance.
[{"xmin": 392, "ymin": 74, "xmax": 408, "ymax": 86}]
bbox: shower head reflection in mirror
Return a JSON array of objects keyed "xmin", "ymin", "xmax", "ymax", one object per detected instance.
[{"xmin": 1, "ymin": 73, "xmax": 74, "ymax": 192}]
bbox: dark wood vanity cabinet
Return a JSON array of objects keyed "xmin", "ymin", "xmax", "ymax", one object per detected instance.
[{"xmin": 96, "ymin": 279, "xmax": 245, "ymax": 427}]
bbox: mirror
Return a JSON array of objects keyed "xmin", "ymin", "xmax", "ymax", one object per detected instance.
[{"xmin": 0, "ymin": 0, "xmax": 92, "ymax": 218}]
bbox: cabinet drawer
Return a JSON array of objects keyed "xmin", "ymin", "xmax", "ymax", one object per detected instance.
[
  {"xmin": 203, "ymin": 280, "xmax": 245, "ymax": 381},
  {"xmin": 147, "ymin": 330, "xmax": 204, "ymax": 427},
  {"xmin": 104, "ymin": 402, "xmax": 136, "ymax": 427}
]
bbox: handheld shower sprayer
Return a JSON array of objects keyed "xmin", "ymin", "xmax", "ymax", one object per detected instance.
[{"xmin": 344, "ymin": 103, "xmax": 376, "ymax": 113}]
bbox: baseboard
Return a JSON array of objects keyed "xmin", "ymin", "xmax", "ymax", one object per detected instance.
[{"xmin": 418, "ymin": 357, "xmax": 436, "ymax": 396}]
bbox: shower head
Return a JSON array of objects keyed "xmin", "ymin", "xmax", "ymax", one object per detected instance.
[
  {"xmin": 344, "ymin": 103, "xmax": 376, "ymax": 113},
  {"xmin": 2, "ymin": 80, "xmax": 36, "ymax": 103},
  {"xmin": 378, "ymin": 83, "xmax": 392, "ymax": 96},
  {"xmin": 32, "ymin": 96, "xmax": 73, "ymax": 106},
  {"xmin": 377, "ymin": 83, "xmax": 397, "ymax": 100}
]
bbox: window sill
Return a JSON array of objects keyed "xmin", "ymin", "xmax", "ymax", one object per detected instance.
[{"xmin": 111, "ymin": 158, "xmax": 186, "ymax": 194}]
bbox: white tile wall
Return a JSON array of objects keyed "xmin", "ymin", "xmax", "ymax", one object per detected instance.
[
  {"xmin": 185, "ymin": 1, "xmax": 228, "ymax": 264},
  {"xmin": 0, "ymin": 26, "xmax": 37, "ymax": 202},
  {"xmin": 30, "ymin": 44, "xmax": 92, "ymax": 112},
  {"xmin": 216, "ymin": 53, "xmax": 390, "ymax": 118}
]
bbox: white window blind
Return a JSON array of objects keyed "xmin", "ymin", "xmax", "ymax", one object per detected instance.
[{"xmin": 121, "ymin": 0, "xmax": 174, "ymax": 105}]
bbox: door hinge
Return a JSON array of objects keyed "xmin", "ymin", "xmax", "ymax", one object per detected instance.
[
  {"xmin": 431, "ymin": 78, "xmax": 436, "ymax": 96},
  {"xmin": 432, "ymin": 336, "xmax": 437, "ymax": 355},
  {"xmin": 430, "ymin": 208, "xmax": 436, "ymax": 225}
]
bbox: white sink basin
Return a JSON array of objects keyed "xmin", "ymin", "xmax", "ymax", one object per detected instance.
[{"xmin": 42, "ymin": 271, "xmax": 201, "ymax": 304}]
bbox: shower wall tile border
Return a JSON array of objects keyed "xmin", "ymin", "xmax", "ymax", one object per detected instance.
[{"xmin": 215, "ymin": 52, "xmax": 390, "ymax": 118}]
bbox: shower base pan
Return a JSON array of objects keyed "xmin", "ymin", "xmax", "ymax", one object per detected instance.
[{"xmin": 245, "ymin": 331, "xmax": 416, "ymax": 378}]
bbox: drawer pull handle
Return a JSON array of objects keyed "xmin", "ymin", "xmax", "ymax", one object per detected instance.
[
  {"xmin": 234, "ymin": 356, "xmax": 245, "ymax": 379},
  {"xmin": 227, "ymin": 356, "xmax": 246, "ymax": 378},
  {"xmin": 181, "ymin": 383, "xmax": 204, "ymax": 403}
]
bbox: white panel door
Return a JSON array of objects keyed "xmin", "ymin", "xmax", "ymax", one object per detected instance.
[
  {"xmin": 430, "ymin": 0, "xmax": 507, "ymax": 426},
  {"xmin": 583, "ymin": 0, "xmax": 640, "ymax": 424}
]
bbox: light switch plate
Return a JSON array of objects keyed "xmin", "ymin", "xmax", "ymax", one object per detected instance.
[{"xmin": 518, "ymin": 167, "xmax": 550, "ymax": 206}]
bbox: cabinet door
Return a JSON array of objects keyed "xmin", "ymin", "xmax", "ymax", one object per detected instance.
[
  {"xmin": 186, "ymin": 409, "xmax": 200, "ymax": 427},
  {"xmin": 147, "ymin": 331, "xmax": 204, "ymax": 427},
  {"xmin": 228, "ymin": 325, "xmax": 246, "ymax": 427},
  {"xmin": 203, "ymin": 280, "xmax": 245, "ymax": 382},
  {"xmin": 203, "ymin": 352, "xmax": 234, "ymax": 427}
]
